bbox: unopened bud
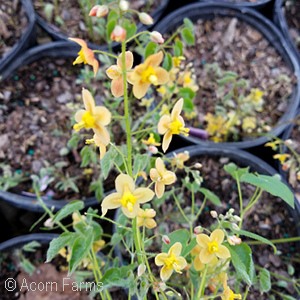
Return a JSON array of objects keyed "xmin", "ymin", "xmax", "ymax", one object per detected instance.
[
  {"xmin": 150, "ymin": 31, "xmax": 164, "ymax": 44},
  {"xmin": 166, "ymin": 291, "xmax": 175, "ymax": 296},
  {"xmin": 137, "ymin": 264, "xmax": 146, "ymax": 277},
  {"xmin": 119, "ymin": 0, "xmax": 129, "ymax": 11},
  {"xmin": 89, "ymin": 5, "xmax": 109, "ymax": 18},
  {"xmin": 44, "ymin": 218, "xmax": 54, "ymax": 228},
  {"xmin": 233, "ymin": 215, "xmax": 241, "ymax": 222},
  {"xmin": 162, "ymin": 235, "xmax": 170, "ymax": 245},
  {"xmin": 139, "ymin": 12, "xmax": 154, "ymax": 25},
  {"xmin": 228, "ymin": 235, "xmax": 242, "ymax": 245},
  {"xmin": 111, "ymin": 25, "xmax": 126, "ymax": 42},
  {"xmin": 229, "ymin": 208, "xmax": 235, "ymax": 214},
  {"xmin": 210, "ymin": 210, "xmax": 218, "ymax": 219},
  {"xmin": 194, "ymin": 163, "xmax": 202, "ymax": 169},
  {"xmin": 194, "ymin": 226, "xmax": 203, "ymax": 234},
  {"xmin": 148, "ymin": 145, "xmax": 158, "ymax": 154},
  {"xmin": 231, "ymin": 223, "xmax": 240, "ymax": 231}
]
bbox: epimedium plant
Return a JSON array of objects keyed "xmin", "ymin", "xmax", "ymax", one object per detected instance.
[{"xmin": 30, "ymin": 1, "xmax": 299, "ymax": 299}]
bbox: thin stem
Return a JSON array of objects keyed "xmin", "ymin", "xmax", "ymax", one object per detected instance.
[
  {"xmin": 125, "ymin": 31, "xmax": 149, "ymax": 44},
  {"xmin": 196, "ymin": 265, "xmax": 208, "ymax": 299},
  {"xmin": 173, "ymin": 192, "xmax": 191, "ymax": 226},
  {"xmin": 93, "ymin": 50, "xmax": 118, "ymax": 60},
  {"xmin": 247, "ymin": 236, "xmax": 300, "ymax": 245},
  {"xmin": 242, "ymin": 286, "xmax": 249, "ymax": 300}
]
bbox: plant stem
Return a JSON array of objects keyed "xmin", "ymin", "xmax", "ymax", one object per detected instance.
[
  {"xmin": 93, "ymin": 50, "xmax": 118, "ymax": 59},
  {"xmin": 196, "ymin": 265, "xmax": 208, "ymax": 300}
]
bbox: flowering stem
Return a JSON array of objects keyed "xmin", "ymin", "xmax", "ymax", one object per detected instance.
[
  {"xmin": 125, "ymin": 31, "xmax": 149, "ymax": 44},
  {"xmin": 197, "ymin": 265, "xmax": 208, "ymax": 299},
  {"xmin": 93, "ymin": 50, "xmax": 118, "ymax": 59}
]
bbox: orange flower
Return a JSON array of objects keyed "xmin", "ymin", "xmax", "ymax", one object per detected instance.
[
  {"xmin": 157, "ymin": 98, "xmax": 189, "ymax": 152},
  {"xmin": 106, "ymin": 51, "xmax": 133, "ymax": 97},
  {"xmin": 69, "ymin": 38, "xmax": 99, "ymax": 76},
  {"xmin": 127, "ymin": 51, "xmax": 169, "ymax": 99},
  {"xmin": 110, "ymin": 25, "xmax": 126, "ymax": 42},
  {"xmin": 85, "ymin": 133, "xmax": 108, "ymax": 160}
]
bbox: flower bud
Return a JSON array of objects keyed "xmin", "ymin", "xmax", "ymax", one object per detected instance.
[
  {"xmin": 229, "ymin": 208, "xmax": 235, "ymax": 214},
  {"xmin": 233, "ymin": 215, "xmax": 241, "ymax": 222},
  {"xmin": 44, "ymin": 218, "xmax": 54, "ymax": 228},
  {"xmin": 119, "ymin": 0, "xmax": 129, "ymax": 11},
  {"xmin": 194, "ymin": 226, "xmax": 203, "ymax": 234},
  {"xmin": 210, "ymin": 210, "xmax": 218, "ymax": 219},
  {"xmin": 231, "ymin": 223, "xmax": 240, "ymax": 231},
  {"xmin": 228, "ymin": 235, "xmax": 242, "ymax": 245},
  {"xmin": 148, "ymin": 145, "xmax": 158, "ymax": 154},
  {"xmin": 89, "ymin": 5, "xmax": 109, "ymax": 18},
  {"xmin": 194, "ymin": 163, "xmax": 202, "ymax": 169},
  {"xmin": 162, "ymin": 235, "xmax": 170, "ymax": 245},
  {"xmin": 139, "ymin": 12, "xmax": 154, "ymax": 25},
  {"xmin": 150, "ymin": 31, "xmax": 164, "ymax": 44},
  {"xmin": 137, "ymin": 264, "xmax": 146, "ymax": 277},
  {"xmin": 110, "ymin": 25, "xmax": 126, "ymax": 42}
]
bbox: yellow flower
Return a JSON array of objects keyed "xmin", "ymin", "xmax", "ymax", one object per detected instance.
[
  {"xmin": 265, "ymin": 140, "xmax": 281, "ymax": 151},
  {"xmin": 191, "ymin": 245, "xmax": 218, "ymax": 271},
  {"xmin": 205, "ymin": 113, "xmax": 228, "ymax": 142},
  {"xmin": 137, "ymin": 208, "xmax": 157, "ymax": 229},
  {"xmin": 127, "ymin": 51, "xmax": 169, "ymax": 99},
  {"xmin": 171, "ymin": 151, "xmax": 190, "ymax": 169},
  {"xmin": 242, "ymin": 117, "xmax": 256, "ymax": 132},
  {"xmin": 101, "ymin": 174, "xmax": 154, "ymax": 218},
  {"xmin": 142, "ymin": 133, "xmax": 161, "ymax": 146},
  {"xmin": 221, "ymin": 273, "xmax": 242, "ymax": 300},
  {"xmin": 93, "ymin": 239, "xmax": 105, "ymax": 253},
  {"xmin": 86, "ymin": 133, "xmax": 108, "ymax": 160},
  {"xmin": 69, "ymin": 38, "xmax": 99, "ymax": 76},
  {"xmin": 172, "ymin": 56, "xmax": 185, "ymax": 68},
  {"xmin": 150, "ymin": 158, "xmax": 176, "ymax": 198},
  {"xmin": 106, "ymin": 51, "xmax": 133, "ymax": 97},
  {"xmin": 273, "ymin": 153, "xmax": 291, "ymax": 164},
  {"xmin": 157, "ymin": 98, "xmax": 189, "ymax": 152},
  {"xmin": 73, "ymin": 88, "xmax": 111, "ymax": 146},
  {"xmin": 155, "ymin": 242, "xmax": 187, "ymax": 281},
  {"xmin": 196, "ymin": 229, "xmax": 231, "ymax": 264},
  {"xmin": 159, "ymin": 104, "xmax": 170, "ymax": 116},
  {"xmin": 247, "ymin": 88, "xmax": 264, "ymax": 104}
]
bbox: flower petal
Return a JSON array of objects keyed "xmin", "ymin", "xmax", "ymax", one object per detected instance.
[
  {"xmin": 145, "ymin": 218, "xmax": 157, "ymax": 229},
  {"xmin": 196, "ymin": 234, "xmax": 210, "ymax": 249},
  {"xmin": 117, "ymin": 51, "xmax": 133, "ymax": 70},
  {"xmin": 111, "ymin": 77, "xmax": 124, "ymax": 98},
  {"xmin": 150, "ymin": 168, "xmax": 160, "ymax": 181},
  {"xmin": 133, "ymin": 187, "xmax": 154, "ymax": 203},
  {"xmin": 160, "ymin": 265, "xmax": 173, "ymax": 281},
  {"xmin": 122, "ymin": 201, "xmax": 139, "ymax": 218},
  {"xmin": 155, "ymin": 253, "xmax": 168, "ymax": 266},
  {"xmin": 69, "ymin": 37, "xmax": 87, "ymax": 48},
  {"xmin": 162, "ymin": 130, "xmax": 172, "ymax": 153},
  {"xmin": 115, "ymin": 174, "xmax": 135, "ymax": 194},
  {"xmin": 176, "ymin": 257, "xmax": 187, "ymax": 270},
  {"xmin": 145, "ymin": 51, "xmax": 163, "ymax": 67},
  {"xmin": 155, "ymin": 67, "xmax": 169, "ymax": 85},
  {"xmin": 101, "ymin": 192, "xmax": 121, "ymax": 216},
  {"xmin": 155, "ymin": 181, "xmax": 165, "ymax": 198},
  {"xmin": 171, "ymin": 98, "xmax": 183, "ymax": 120},
  {"xmin": 106, "ymin": 65, "xmax": 120, "ymax": 79},
  {"xmin": 194, "ymin": 255, "xmax": 205, "ymax": 271},
  {"xmin": 216, "ymin": 245, "xmax": 231, "ymax": 260},
  {"xmin": 74, "ymin": 109, "xmax": 85, "ymax": 122},
  {"xmin": 93, "ymin": 106, "xmax": 112, "ymax": 125},
  {"xmin": 199, "ymin": 248, "xmax": 215, "ymax": 264},
  {"xmin": 163, "ymin": 171, "xmax": 176, "ymax": 185},
  {"xmin": 169, "ymin": 242, "xmax": 182, "ymax": 257},
  {"xmin": 133, "ymin": 81, "xmax": 150, "ymax": 99},
  {"xmin": 155, "ymin": 157, "xmax": 165, "ymax": 174},
  {"xmin": 211, "ymin": 229, "xmax": 225, "ymax": 244},
  {"xmin": 94, "ymin": 124, "xmax": 110, "ymax": 145},
  {"xmin": 82, "ymin": 88, "xmax": 95, "ymax": 112},
  {"xmin": 158, "ymin": 115, "xmax": 171, "ymax": 134}
]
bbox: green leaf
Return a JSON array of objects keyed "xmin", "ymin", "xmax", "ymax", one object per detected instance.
[
  {"xmin": 259, "ymin": 269, "xmax": 271, "ymax": 293},
  {"xmin": 69, "ymin": 228, "xmax": 94, "ymax": 274},
  {"xmin": 227, "ymin": 243, "xmax": 255, "ymax": 286},
  {"xmin": 122, "ymin": 19, "xmax": 137, "ymax": 39},
  {"xmin": 181, "ymin": 27, "xmax": 195, "ymax": 46},
  {"xmin": 240, "ymin": 173, "xmax": 294, "ymax": 208},
  {"xmin": 20, "ymin": 258, "xmax": 36, "ymax": 276},
  {"xmin": 80, "ymin": 145, "xmax": 98, "ymax": 167},
  {"xmin": 182, "ymin": 237, "xmax": 197, "ymax": 257},
  {"xmin": 22, "ymin": 241, "xmax": 41, "ymax": 252},
  {"xmin": 100, "ymin": 147, "xmax": 117, "ymax": 180},
  {"xmin": 183, "ymin": 18, "xmax": 194, "ymax": 31},
  {"xmin": 133, "ymin": 154, "xmax": 150, "ymax": 177},
  {"xmin": 53, "ymin": 200, "xmax": 84, "ymax": 222},
  {"xmin": 163, "ymin": 53, "xmax": 173, "ymax": 71},
  {"xmin": 217, "ymin": 74, "xmax": 238, "ymax": 85},
  {"xmin": 224, "ymin": 163, "xmax": 249, "ymax": 181},
  {"xmin": 47, "ymin": 232, "xmax": 75, "ymax": 262},
  {"xmin": 101, "ymin": 265, "xmax": 136, "ymax": 289},
  {"xmin": 179, "ymin": 87, "xmax": 196, "ymax": 103},
  {"xmin": 107, "ymin": 19, "xmax": 117, "ymax": 41},
  {"xmin": 232, "ymin": 228, "xmax": 276, "ymax": 253},
  {"xmin": 145, "ymin": 42, "xmax": 157, "ymax": 59},
  {"xmin": 174, "ymin": 39, "xmax": 183, "ymax": 56},
  {"xmin": 162, "ymin": 229, "xmax": 190, "ymax": 253},
  {"xmin": 199, "ymin": 188, "xmax": 221, "ymax": 206}
]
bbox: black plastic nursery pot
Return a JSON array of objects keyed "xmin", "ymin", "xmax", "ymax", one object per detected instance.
[
  {"xmin": 274, "ymin": 0, "xmax": 300, "ymax": 64},
  {"xmin": 0, "ymin": 0, "xmax": 36, "ymax": 75},
  {"xmin": 0, "ymin": 41, "xmax": 104, "ymax": 212},
  {"xmin": 34, "ymin": 0, "xmax": 170, "ymax": 50},
  {"xmin": 154, "ymin": 2, "xmax": 300, "ymax": 150}
]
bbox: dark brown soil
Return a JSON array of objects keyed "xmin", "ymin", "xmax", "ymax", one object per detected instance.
[
  {"xmin": 0, "ymin": 57, "xmax": 114, "ymax": 200},
  {"xmin": 33, "ymin": 0, "xmax": 163, "ymax": 44},
  {"xmin": 0, "ymin": 0, "xmax": 28, "ymax": 58},
  {"xmin": 284, "ymin": 0, "xmax": 300, "ymax": 53},
  {"xmin": 183, "ymin": 17, "xmax": 295, "ymax": 142}
]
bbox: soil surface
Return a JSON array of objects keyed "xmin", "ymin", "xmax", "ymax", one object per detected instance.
[
  {"xmin": 182, "ymin": 17, "xmax": 295, "ymax": 142},
  {"xmin": 284, "ymin": 0, "xmax": 300, "ymax": 53},
  {"xmin": 0, "ymin": 56, "xmax": 114, "ymax": 201},
  {"xmin": 0, "ymin": 0, "xmax": 28, "ymax": 58},
  {"xmin": 33, "ymin": 0, "xmax": 163, "ymax": 44}
]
